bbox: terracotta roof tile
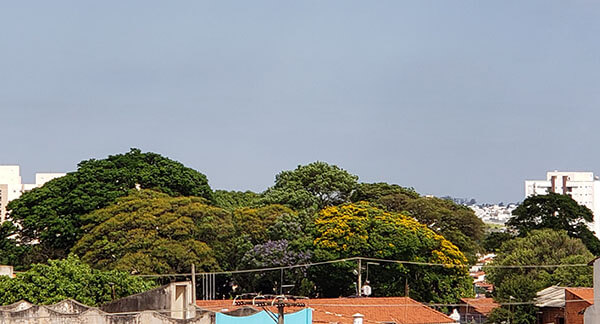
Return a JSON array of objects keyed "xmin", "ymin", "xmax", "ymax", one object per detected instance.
[
  {"xmin": 197, "ymin": 297, "xmax": 456, "ymax": 324},
  {"xmin": 460, "ymin": 298, "xmax": 499, "ymax": 316},
  {"xmin": 565, "ymin": 287, "xmax": 594, "ymax": 304}
]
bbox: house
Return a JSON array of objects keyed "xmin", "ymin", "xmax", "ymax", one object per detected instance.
[
  {"xmin": 458, "ymin": 297, "xmax": 499, "ymax": 324},
  {"xmin": 197, "ymin": 296, "xmax": 458, "ymax": 324},
  {"xmin": 536, "ymin": 286, "xmax": 594, "ymax": 324}
]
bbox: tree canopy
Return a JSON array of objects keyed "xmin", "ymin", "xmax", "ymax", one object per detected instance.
[
  {"xmin": 72, "ymin": 190, "xmax": 228, "ymax": 274},
  {"xmin": 507, "ymin": 192, "xmax": 600, "ymax": 254},
  {"xmin": 0, "ymin": 255, "xmax": 153, "ymax": 306},
  {"xmin": 261, "ymin": 162, "xmax": 358, "ymax": 210},
  {"xmin": 350, "ymin": 183, "xmax": 485, "ymax": 262},
  {"xmin": 312, "ymin": 201, "xmax": 473, "ymax": 303},
  {"xmin": 7, "ymin": 148, "xmax": 213, "ymax": 262},
  {"xmin": 485, "ymin": 229, "xmax": 593, "ymax": 323},
  {"xmin": 214, "ymin": 190, "xmax": 261, "ymax": 211}
]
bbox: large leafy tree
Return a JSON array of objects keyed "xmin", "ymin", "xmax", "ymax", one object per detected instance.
[
  {"xmin": 0, "ymin": 255, "xmax": 154, "ymax": 306},
  {"xmin": 312, "ymin": 201, "xmax": 473, "ymax": 303},
  {"xmin": 238, "ymin": 240, "xmax": 313, "ymax": 296},
  {"xmin": 261, "ymin": 162, "xmax": 359, "ymax": 211},
  {"xmin": 507, "ymin": 192, "xmax": 600, "ymax": 254},
  {"xmin": 0, "ymin": 222, "xmax": 27, "ymax": 268},
  {"xmin": 72, "ymin": 190, "xmax": 229, "ymax": 274},
  {"xmin": 485, "ymin": 229, "xmax": 593, "ymax": 323},
  {"xmin": 351, "ymin": 183, "xmax": 485, "ymax": 262},
  {"xmin": 233, "ymin": 205, "xmax": 296, "ymax": 244},
  {"xmin": 7, "ymin": 148, "xmax": 213, "ymax": 262}
]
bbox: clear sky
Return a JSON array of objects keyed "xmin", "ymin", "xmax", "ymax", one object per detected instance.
[{"xmin": 2, "ymin": 1, "xmax": 599, "ymax": 203}]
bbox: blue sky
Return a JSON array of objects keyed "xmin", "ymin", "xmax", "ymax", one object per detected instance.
[{"xmin": 2, "ymin": 1, "xmax": 599, "ymax": 203}]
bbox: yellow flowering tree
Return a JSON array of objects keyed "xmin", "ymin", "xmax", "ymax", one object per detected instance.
[{"xmin": 313, "ymin": 202, "xmax": 473, "ymax": 303}]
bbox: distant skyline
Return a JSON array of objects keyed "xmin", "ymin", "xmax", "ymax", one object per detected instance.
[{"xmin": 2, "ymin": 1, "xmax": 600, "ymax": 203}]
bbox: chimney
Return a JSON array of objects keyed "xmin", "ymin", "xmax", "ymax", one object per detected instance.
[{"xmin": 353, "ymin": 313, "xmax": 364, "ymax": 324}]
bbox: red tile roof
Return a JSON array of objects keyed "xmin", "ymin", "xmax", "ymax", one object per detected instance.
[
  {"xmin": 565, "ymin": 288, "xmax": 594, "ymax": 304},
  {"xmin": 460, "ymin": 298, "xmax": 499, "ymax": 316},
  {"xmin": 197, "ymin": 297, "xmax": 456, "ymax": 324}
]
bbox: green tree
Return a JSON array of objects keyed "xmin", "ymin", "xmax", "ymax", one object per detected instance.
[
  {"xmin": 0, "ymin": 222, "xmax": 27, "ymax": 268},
  {"xmin": 0, "ymin": 255, "xmax": 154, "ymax": 306},
  {"xmin": 261, "ymin": 162, "xmax": 359, "ymax": 210},
  {"xmin": 312, "ymin": 202, "xmax": 473, "ymax": 303},
  {"xmin": 233, "ymin": 205, "xmax": 297, "ymax": 245},
  {"xmin": 72, "ymin": 190, "xmax": 229, "ymax": 274},
  {"xmin": 485, "ymin": 229, "xmax": 593, "ymax": 323},
  {"xmin": 507, "ymin": 192, "xmax": 600, "ymax": 254},
  {"xmin": 482, "ymin": 231, "xmax": 515, "ymax": 253},
  {"xmin": 214, "ymin": 190, "xmax": 261, "ymax": 211},
  {"xmin": 360, "ymin": 187, "xmax": 485, "ymax": 263},
  {"xmin": 7, "ymin": 148, "xmax": 213, "ymax": 263},
  {"xmin": 350, "ymin": 182, "xmax": 419, "ymax": 202}
]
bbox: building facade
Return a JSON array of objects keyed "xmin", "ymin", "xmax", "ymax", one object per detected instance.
[
  {"xmin": 525, "ymin": 171, "xmax": 600, "ymax": 237},
  {"xmin": 0, "ymin": 165, "xmax": 65, "ymax": 222}
]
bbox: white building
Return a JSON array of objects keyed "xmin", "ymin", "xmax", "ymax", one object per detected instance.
[
  {"xmin": 0, "ymin": 166, "xmax": 65, "ymax": 222},
  {"xmin": 525, "ymin": 171, "xmax": 600, "ymax": 237}
]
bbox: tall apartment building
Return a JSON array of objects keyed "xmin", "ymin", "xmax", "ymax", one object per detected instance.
[
  {"xmin": 525, "ymin": 171, "xmax": 600, "ymax": 237},
  {"xmin": 0, "ymin": 166, "xmax": 65, "ymax": 222}
]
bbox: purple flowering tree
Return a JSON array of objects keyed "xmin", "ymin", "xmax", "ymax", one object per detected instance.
[{"xmin": 237, "ymin": 240, "xmax": 312, "ymax": 295}]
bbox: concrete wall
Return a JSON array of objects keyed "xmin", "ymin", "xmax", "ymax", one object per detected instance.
[
  {"xmin": 0, "ymin": 297, "xmax": 212, "ymax": 324},
  {"xmin": 101, "ymin": 282, "xmax": 195, "ymax": 320}
]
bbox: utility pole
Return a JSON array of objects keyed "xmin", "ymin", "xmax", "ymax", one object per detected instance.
[
  {"xmin": 280, "ymin": 268, "xmax": 283, "ymax": 295},
  {"xmin": 277, "ymin": 303, "xmax": 285, "ymax": 324},
  {"xmin": 191, "ymin": 264, "xmax": 196, "ymax": 304},
  {"xmin": 357, "ymin": 258, "xmax": 362, "ymax": 297}
]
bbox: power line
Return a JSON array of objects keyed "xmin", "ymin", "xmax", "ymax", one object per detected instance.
[{"xmin": 132, "ymin": 256, "xmax": 591, "ymax": 278}]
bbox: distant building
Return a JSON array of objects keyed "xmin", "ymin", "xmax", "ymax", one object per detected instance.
[
  {"xmin": 0, "ymin": 165, "xmax": 65, "ymax": 222},
  {"xmin": 0, "ymin": 265, "xmax": 13, "ymax": 278},
  {"xmin": 525, "ymin": 171, "xmax": 600, "ymax": 237}
]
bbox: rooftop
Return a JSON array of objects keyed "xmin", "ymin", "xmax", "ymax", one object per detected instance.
[
  {"xmin": 197, "ymin": 297, "xmax": 456, "ymax": 324},
  {"xmin": 460, "ymin": 298, "xmax": 499, "ymax": 316}
]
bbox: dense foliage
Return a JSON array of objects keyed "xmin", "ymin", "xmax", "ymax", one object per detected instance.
[
  {"xmin": 7, "ymin": 148, "xmax": 213, "ymax": 262},
  {"xmin": 350, "ymin": 183, "xmax": 485, "ymax": 262},
  {"xmin": 312, "ymin": 202, "xmax": 473, "ymax": 303},
  {"xmin": 2, "ymin": 156, "xmax": 481, "ymax": 305},
  {"xmin": 485, "ymin": 229, "xmax": 593, "ymax": 323},
  {"xmin": 508, "ymin": 192, "xmax": 600, "ymax": 254},
  {"xmin": 214, "ymin": 190, "xmax": 261, "ymax": 210},
  {"xmin": 72, "ymin": 190, "xmax": 228, "ymax": 274},
  {"xmin": 261, "ymin": 161, "xmax": 359, "ymax": 210},
  {"xmin": 0, "ymin": 255, "xmax": 154, "ymax": 306}
]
